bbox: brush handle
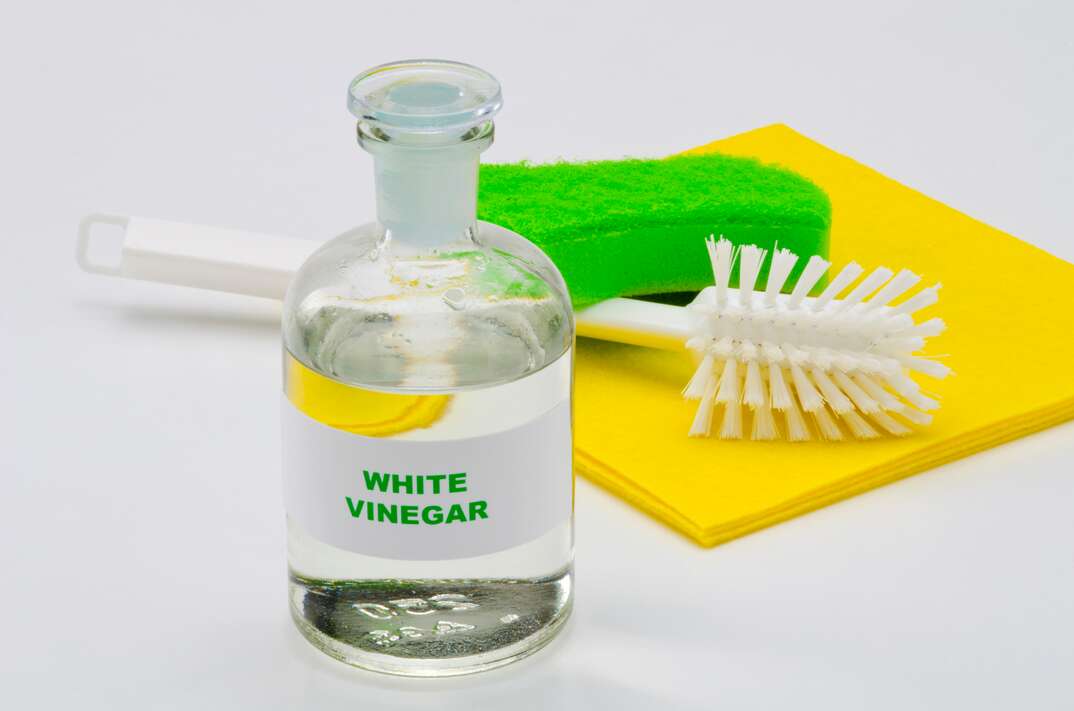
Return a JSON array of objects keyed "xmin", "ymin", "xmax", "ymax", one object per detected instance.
[
  {"xmin": 76, "ymin": 214, "xmax": 319, "ymax": 299},
  {"xmin": 574, "ymin": 298, "xmax": 690, "ymax": 351},
  {"xmin": 76, "ymin": 214, "xmax": 691, "ymax": 350}
]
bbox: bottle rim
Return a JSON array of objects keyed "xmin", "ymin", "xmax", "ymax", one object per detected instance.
[{"xmin": 348, "ymin": 59, "xmax": 503, "ymax": 135}]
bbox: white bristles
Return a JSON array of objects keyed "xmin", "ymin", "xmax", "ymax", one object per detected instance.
[
  {"xmin": 791, "ymin": 363, "xmax": 825, "ymax": 412},
  {"xmin": 764, "ymin": 248, "xmax": 798, "ymax": 306},
  {"xmin": 882, "ymin": 336, "xmax": 926, "ymax": 353},
  {"xmin": 719, "ymin": 400, "xmax": 743, "ymax": 439},
  {"xmin": 885, "ymin": 373, "xmax": 940, "ymax": 411},
  {"xmin": 788, "ymin": 255, "xmax": 830, "ymax": 308},
  {"xmin": 704, "ymin": 235, "xmax": 720, "ymax": 281},
  {"xmin": 864, "ymin": 269, "xmax": 920, "ymax": 310},
  {"xmin": 810, "ymin": 367, "xmax": 854, "ymax": 413},
  {"xmin": 813, "ymin": 407, "xmax": 844, "ymax": 441},
  {"xmin": 870, "ymin": 411, "xmax": 912, "ymax": 436},
  {"xmin": 904, "ymin": 390, "xmax": 940, "ymax": 412},
  {"xmin": 743, "ymin": 360, "xmax": 766, "ymax": 408},
  {"xmin": 688, "ymin": 380, "xmax": 718, "ymax": 438},
  {"xmin": 891, "ymin": 283, "xmax": 941, "ymax": 316},
  {"xmin": 682, "ymin": 239, "xmax": 950, "ymax": 441},
  {"xmin": 891, "ymin": 405, "xmax": 932, "ymax": 426},
  {"xmin": 783, "ymin": 400, "xmax": 811, "ymax": 441},
  {"xmin": 706, "ymin": 236, "xmax": 735, "ymax": 308},
  {"xmin": 813, "ymin": 262, "xmax": 864, "ymax": 311},
  {"xmin": 751, "ymin": 403, "xmax": 779, "ymax": 441},
  {"xmin": 832, "ymin": 370, "xmax": 880, "ymax": 414},
  {"xmin": 715, "ymin": 358, "xmax": 740, "ymax": 404},
  {"xmin": 908, "ymin": 317, "xmax": 947, "ymax": 338},
  {"xmin": 739, "ymin": 340, "xmax": 760, "ymax": 362},
  {"xmin": 737, "ymin": 245, "xmax": 766, "ymax": 308},
  {"xmin": 710, "ymin": 336, "xmax": 735, "ymax": 359},
  {"xmin": 836, "ymin": 266, "xmax": 894, "ymax": 311},
  {"xmin": 683, "ymin": 353, "xmax": 715, "ymax": 399},
  {"xmin": 851, "ymin": 373, "xmax": 903, "ymax": 410},
  {"xmin": 768, "ymin": 363, "xmax": 794, "ymax": 410},
  {"xmin": 902, "ymin": 355, "xmax": 952, "ymax": 380},
  {"xmin": 762, "ymin": 342, "xmax": 786, "ymax": 364},
  {"xmin": 840, "ymin": 411, "xmax": 879, "ymax": 439}
]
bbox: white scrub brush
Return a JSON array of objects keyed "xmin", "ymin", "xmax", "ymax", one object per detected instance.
[
  {"xmin": 567, "ymin": 236, "xmax": 950, "ymax": 441},
  {"xmin": 679, "ymin": 237, "xmax": 949, "ymax": 440},
  {"xmin": 77, "ymin": 216, "xmax": 950, "ymax": 441}
]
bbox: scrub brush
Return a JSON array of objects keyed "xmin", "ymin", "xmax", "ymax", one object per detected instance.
[
  {"xmin": 76, "ymin": 218, "xmax": 948, "ymax": 441},
  {"xmin": 580, "ymin": 236, "xmax": 950, "ymax": 440}
]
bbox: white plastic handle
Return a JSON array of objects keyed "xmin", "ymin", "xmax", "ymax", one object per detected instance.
[
  {"xmin": 76, "ymin": 213, "xmax": 129, "ymax": 276},
  {"xmin": 75, "ymin": 214, "xmax": 691, "ymax": 349},
  {"xmin": 76, "ymin": 213, "xmax": 318, "ymax": 300},
  {"xmin": 574, "ymin": 297, "xmax": 691, "ymax": 351}
]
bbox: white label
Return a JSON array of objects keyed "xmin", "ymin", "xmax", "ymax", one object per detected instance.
[{"xmin": 281, "ymin": 396, "xmax": 572, "ymax": 561}]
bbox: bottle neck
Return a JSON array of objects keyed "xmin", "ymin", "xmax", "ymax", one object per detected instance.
[
  {"xmin": 373, "ymin": 148, "xmax": 477, "ymax": 248},
  {"xmin": 361, "ymin": 124, "xmax": 493, "ymax": 249}
]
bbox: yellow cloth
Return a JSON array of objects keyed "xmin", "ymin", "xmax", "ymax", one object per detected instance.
[{"xmin": 573, "ymin": 124, "xmax": 1074, "ymax": 547}]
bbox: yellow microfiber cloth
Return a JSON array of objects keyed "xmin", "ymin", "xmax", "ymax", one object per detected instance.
[{"xmin": 574, "ymin": 124, "xmax": 1074, "ymax": 547}]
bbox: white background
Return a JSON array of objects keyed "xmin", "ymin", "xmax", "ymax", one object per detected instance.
[{"xmin": 2, "ymin": 1, "xmax": 1073, "ymax": 708}]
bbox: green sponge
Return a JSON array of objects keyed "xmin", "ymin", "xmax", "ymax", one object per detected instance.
[{"xmin": 477, "ymin": 153, "xmax": 831, "ymax": 307}]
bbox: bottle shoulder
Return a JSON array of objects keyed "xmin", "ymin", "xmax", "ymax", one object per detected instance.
[{"xmin": 283, "ymin": 221, "xmax": 573, "ymax": 391}]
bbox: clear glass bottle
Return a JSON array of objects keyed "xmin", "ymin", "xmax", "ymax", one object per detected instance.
[{"xmin": 280, "ymin": 60, "xmax": 574, "ymax": 676}]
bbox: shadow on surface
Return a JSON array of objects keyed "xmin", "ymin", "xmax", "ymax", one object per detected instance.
[
  {"xmin": 75, "ymin": 298, "xmax": 282, "ymax": 339},
  {"xmin": 283, "ymin": 617, "xmax": 686, "ymax": 709}
]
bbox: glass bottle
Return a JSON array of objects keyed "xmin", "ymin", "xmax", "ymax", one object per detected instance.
[{"xmin": 280, "ymin": 60, "xmax": 574, "ymax": 676}]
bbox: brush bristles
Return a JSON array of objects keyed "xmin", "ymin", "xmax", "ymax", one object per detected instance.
[
  {"xmin": 784, "ymin": 400, "xmax": 811, "ymax": 442},
  {"xmin": 688, "ymin": 380, "xmax": 718, "ymax": 438},
  {"xmin": 768, "ymin": 361, "xmax": 794, "ymax": 410},
  {"xmin": 765, "ymin": 248, "xmax": 798, "ymax": 306},
  {"xmin": 684, "ymin": 236, "xmax": 950, "ymax": 441},
  {"xmin": 870, "ymin": 411, "xmax": 912, "ymax": 436},
  {"xmin": 743, "ymin": 360, "xmax": 766, "ymax": 408},
  {"xmin": 683, "ymin": 353, "xmax": 715, "ymax": 399},
  {"xmin": 813, "ymin": 407, "xmax": 844, "ymax": 441},
  {"xmin": 751, "ymin": 403, "xmax": 778, "ymax": 441},
  {"xmin": 719, "ymin": 400, "xmax": 743, "ymax": 439},
  {"xmin": 840, "ymin": 411, "xmax": 879, "ymax": 439}
]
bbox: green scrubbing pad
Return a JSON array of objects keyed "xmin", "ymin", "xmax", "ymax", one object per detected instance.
[{"xmin": 477, "ymin": 153, "xmax": 831, "ymax": 307}]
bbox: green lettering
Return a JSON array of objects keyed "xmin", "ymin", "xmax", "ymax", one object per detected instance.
[
  {"xmin": 376, "ymin": 502, "xmax": 398, "ymax": 523},
  {"xmin": 445, "ymin": 503, "xmax": 466, "ymax": 523},
  {"xmin": 422, "ymin": 506, "xmax": 444, "ymax": 525},
  {"xmin": 400, "ymin": 505, "xmax": 419, "ymax": 525},
  {"xmin": 345, "ymin": 496, "xmax": 364, "ymax": 518},
  {"xmin": 392, "ymin": 474, "xmax": 414, "ymax": 495},
  {"xmin": 363, "ymin": 470, "xmax": 390, "ymax": 492},
  {"xmin": 426, "ymin": 474, "xmax": 446, "ymax": 494},
  {"xmin": 468, "ymin": 500, "xmax": 488, "ymax": 520},
  {"xmin": 449, "ymin": 472, "xmax": 467, "ymax": 493}
]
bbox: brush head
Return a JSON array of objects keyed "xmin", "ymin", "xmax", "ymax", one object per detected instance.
[{"xmin": 683, "ymin": 237, "xmax": 950, "ymax": 441}]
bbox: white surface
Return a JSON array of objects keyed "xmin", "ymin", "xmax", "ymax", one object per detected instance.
[{"xmin": 2, "ymin": 1, "xmax": 1073, "ymax": 708}]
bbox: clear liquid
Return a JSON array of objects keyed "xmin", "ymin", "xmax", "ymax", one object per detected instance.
[{"xmin": 283, "ymin": 244, "xmax": 574, "ymax": 676}]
